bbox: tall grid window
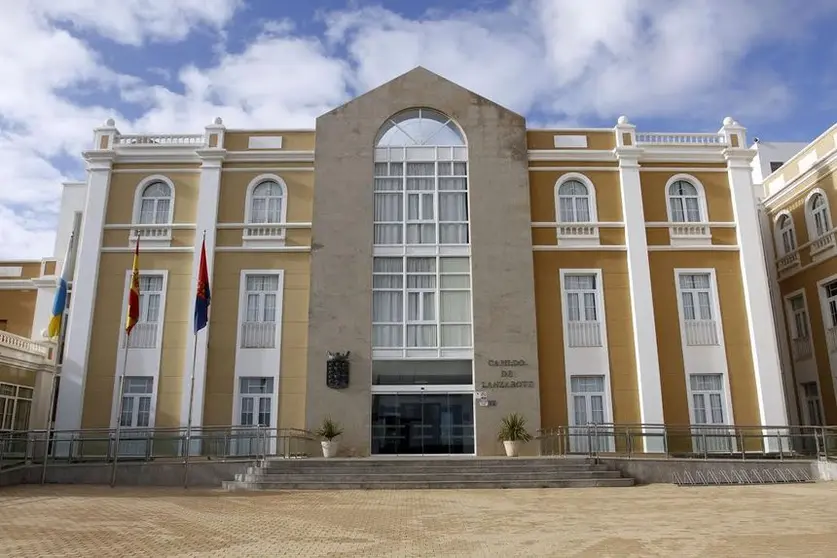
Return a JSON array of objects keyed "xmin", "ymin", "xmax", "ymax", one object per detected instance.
[
  {"xmin": 125, "ymin": 275, "xmax": 164, "ymax": 349},
  {"xmin": 119, "ymin": 377, "xmax": 153, "ymax": 428},
  {"xmin": 240, "ymin": 274, "xmax": 280, "ymax": 349}
]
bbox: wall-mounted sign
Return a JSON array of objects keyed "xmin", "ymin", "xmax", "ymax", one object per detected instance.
[
  {"xmin": 488, "ymin": 359, "xmax": 526, "ymax": 367},
  {"xmin": 479, "ymin": 380, "xmax": 535, "ymax": 389}
]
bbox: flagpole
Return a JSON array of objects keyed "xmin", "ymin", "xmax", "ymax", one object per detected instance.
[
  {"xmin": 111, "ymin": 335, "xmax": 130, "ymax": 487},
  {"xmin": 184, "ymin": 230, "xmax": 207, "ymax": 488},
  {"xmin": 40, "ymin": 308, "xmax": 67, "ymax": 484}
]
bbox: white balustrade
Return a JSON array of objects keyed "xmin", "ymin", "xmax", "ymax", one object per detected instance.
[
  {"xmin": 557, "ymin": 224, "xmax": 598, "ymax": 238},
  {"xmin": 810, "ymin": 233, "xmax": 836, "ymax": 255},
  {"xmin": 684, "ymin": 320, "xmax": 719, "ymax": 346},
  {"xmin": 0, "ymin": 330, "xmax": 50, "ymax": 357},
  {"xmin": 125, "ymin": 323, "xmax": 158, "ymax": 349},
  {"xmin": 241, "ymin": 322, "xmax": 277, "ymax": 349},
  {"xmin": 131, "ymin": 225, "xmax": 171, "ymax": 239},
  {"xmin": 669, "ymin": 224, "xmax": 710, "ymax": 238},
  {"xmin": 636, "ymin": 132, "xmax": 726, "ymax": 146},
  {"xmin": 114, "ymin": 134, "xmax": 205, "ymax": 147},
  {"xmin": 244, "ymin": 224, "xmax": 285, "ymax": 239},
  {"xmin": 776, "ymin": 252, "xmax": 800, "ymax": 271},
  {"xmin": 566, "ymin": 321, "xmax": 602, "ymax": 348},
  {"xmin": 791, "ymin": 336, "xmax": 812, "ymax": 361}
]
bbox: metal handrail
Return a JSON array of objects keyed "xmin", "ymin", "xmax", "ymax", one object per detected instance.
[{"xmin": 536, "ymin": 423, "xmax": 837, "ymax": 460}]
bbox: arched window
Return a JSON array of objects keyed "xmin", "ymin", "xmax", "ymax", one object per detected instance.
[
  {"xmin": 244, "ymin": 175, "xmax": 288, "ymax": 240},
  {"xmin": 138, "ymin": 182, "xmax": 172, "ymax": 225},
  {"xmin": 557, "ymin": 180, "xmax": 591, "ymax": 223},
  {"xmin": 775, "ymin": 213, "xmax": 796, "ymax": 255},
  {"xmin": 372, "ymin": 108, "xmax": 473, "ymax": 355},
  {"xmin": 809, "ymin": 193, "xmax": 831, "ymax": 239},
  {"xmin": 668, "ymin": 180, "xmax": 703, "ymax": 223},
  {"xmin": 132, "ymin": 176, "xmax": 175, "ymax": 241}
]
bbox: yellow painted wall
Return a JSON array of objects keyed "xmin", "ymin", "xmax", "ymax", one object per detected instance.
[
  {"xmin": 223, "ymin": 131, "xmax": 315, "ymax": 152},
  {"xmin": 526, "ymin": 131, "xmax": 615, "ymax": 151},
  {"xmin": 0, "ymin": 290, "xmax": 36, "ymax": 337},
  {"xmin": 81, "ymin": 252, "xmax": 192, "ymax": 429},
  {"xmin": 202, "ymin": 253, "xmax": 310, "ymax": 430},
  {"xmin": 105, "ymin": 171, "xmax": 200, "ymax": 226},
  {"xmin": 534, "ymin": 252, "xmax": 639, "ymax": 429}
]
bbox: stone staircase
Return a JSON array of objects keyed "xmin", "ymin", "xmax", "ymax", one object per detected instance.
[{"xmin": 222, "ymin": 457, "xmax": 635, "ymax": 490}]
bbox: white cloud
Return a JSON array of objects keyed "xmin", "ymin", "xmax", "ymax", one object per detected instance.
[{"xmin": 1, "ymin": 0, "xmax": 835, "ymax": 259}]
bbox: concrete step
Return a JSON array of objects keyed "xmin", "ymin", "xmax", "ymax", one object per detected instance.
[
  {"xmin": 221, "ymin": 477, "xmax": 635, "ymax": 491},
  {"xmin": 236, "ymin": 470, "xmax": 625, "ymax": 482},
  {"xmin": 252, "ymin": 463, "xmax": 614, "ymax": 475}
]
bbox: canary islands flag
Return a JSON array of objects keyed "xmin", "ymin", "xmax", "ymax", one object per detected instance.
[
  {"xmin": 194, "ymin": 237, "xmax": 211, "ymax": 333},
  {"xmin": 125, "ymin": 239, "xmax": 141, "ymax": 335},
  {"xmin": 47, "ymin": 232, "xmax": 76, "ymax": 339}
]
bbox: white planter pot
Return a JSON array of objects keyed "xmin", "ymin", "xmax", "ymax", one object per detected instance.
[
  {"xmin": 503, "ymin": 440, "xmax": 522, "ymax": 457},
  {"xmin": 321, "ymin": 440, "xmax": 339, "ymax": 458}
]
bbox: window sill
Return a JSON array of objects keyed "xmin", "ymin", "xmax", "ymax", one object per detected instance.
[
  {"xmin": 776, "ymin": 252, "xmax": 800, "ymax": 272},
  {"xmin": 669, "ymin": 223, "xmax": 711, "ymax": 246},
  {"xmin": 130, "ymin": 228, "xmax": 172, "ymax": 248},
  {"xmin": 556, "ymin": 223, "xmax": 600, "ymax": 247},
  {"xmin": 810, "ymin": 233, "xmax": 837, "ymax": 262},
  {"xmin": 242, "ymin": 236, "xmax": 287, "ymax": 249}
]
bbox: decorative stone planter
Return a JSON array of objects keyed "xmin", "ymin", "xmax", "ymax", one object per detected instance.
[
  {"xmin": 503, "ymin": 440, "xmax": 522, "ymax": 457},
  {"xmin": 321, "ymin": 440, "xmax": 339, "ymax": 458}
]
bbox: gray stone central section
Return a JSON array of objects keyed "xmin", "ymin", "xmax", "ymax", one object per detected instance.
[{"xmin": 306, "ymin": 67, "xmax": 540, "ymax": 456}]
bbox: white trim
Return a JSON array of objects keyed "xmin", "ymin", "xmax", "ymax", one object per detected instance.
[
  {"xmin": 242, "ymin": 174, "xmax": 289, "ymax": 246},
  {"xmin": 763, "ymin": 148, "xmax": 837, "ymax": 210},
  {"xmin": 554, "ymin": 172, "xmax": 600, "ymax": 246},
  {"xmin": 225, "ymin": 150, "xmax": 314, "ymax": 163},
  {"xmin": 772, "ymin": 210, "xmax": 800, "ymax": 272},
  {"xmin": 112, "ymin": 168, "xmax": 200, "ymax": 174},
  {"xmin": 645, "ymin": 221, "xmax": 735, "ymax": 228},
  {"xmin": 815, "ymin": 273, "xmax": 837, "ymax": 406},
  {"xmin": 222, "ymin": 167, "xmax": 314, "ymax": 172},
  {"xmin": 100, "ymin": 246, "xmax": 195, "ymax": 253},
  {"xmin": 646, "ymin": 245, "xmax": 739, "ymax": 252},
  {"xmin": 103, "ymin": 223, "xmax": 195, "ymax": 230},
  {"xmin": 783, "ymin": 288, "xmax": 815, "ymax": 366},
  {"xmin": 664, "ymin": 174, "xmax": 711, "ymax": 245},
  {"xmin": 528, "ymin": 149, "xmax": 616, "ymax": 162},
  {"xmin": 110, "ymin": 269, "xmax": 168, "ymax": 429},
  {"xmin": 640, "ymin": 167, "xmax": 728, "ymax": 173},
  {"xmin": 214, "ymin": 245, "xmax": 311, "ymax": 253},
  {"xmin": 55, "ymin": 156, "xmax": 113, "ymax": 436},
  {"xmin": 673, "ymin": 268, "xmax": 736, "ymax": 431},
  {"xmin": 0, "ymin": 279, "xmax": 38, "ymax": 290},
  {"xmin": 803, "ymin": 188, "xmax": 837, "ymax": 260},
  {"xmin": 216, "ymin": 222, "xmax": 311, "ymax": 230},
  {"xmin": 131, "ymin": 174, "xmax": 175, "ymax": 246},
  {"xmin": 532, "ymin": 221, "xmax": 623, "ymax": 228},
  {"xmin": 231, "ymin": 376, "xmax": 280, "ymax": 435}
]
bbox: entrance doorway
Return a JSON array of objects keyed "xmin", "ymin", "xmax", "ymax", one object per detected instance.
[{"xmin": 371, "ymin": 392, "xmax": 475, "ymax": 455}]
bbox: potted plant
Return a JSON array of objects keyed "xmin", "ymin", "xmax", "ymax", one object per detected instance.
[
  {"xmin": 315, "ymin": 417, "xmax": 344, "ymax": 458},
  {"xmin": 497, "ymin": 413, "xmax": 532, "ymax": 457}
]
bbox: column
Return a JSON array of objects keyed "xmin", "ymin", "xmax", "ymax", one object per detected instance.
[
  {"xmin": 614, "ymin": 116, "xmax": 666, "ymax": 452},
  {"xmin": 721, "ymin": 118, "xmax": 790, "ymax": 452},
  {"xmin": 179, "ymin": 118, "xmax": 226, "ymax": 431},
  {"xmin": 54, "ymin": 120, "xmax": 117, "ymax": 444}
]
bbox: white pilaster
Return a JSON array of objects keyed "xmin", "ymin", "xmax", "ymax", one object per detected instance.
[
  {"xmin": 179, "ymin": 118, "xmax": 226, "ymax": 429},
  {"xmin": 614, "ymin": 117, "xmax": 666, "ymax": 451},
  {"xmin": 721, "ymin": 117, "xmax": 790, "ymax": 452},
  {"xmin": 54, "ymin": 120, "xmax": 117, "ymax": 439}
]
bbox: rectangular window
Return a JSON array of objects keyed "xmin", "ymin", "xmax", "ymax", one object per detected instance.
[
  {"xmin": 824, "ymin": 281, "xmax": 837, "ymax": 328},
  {"xmin": 125, "ymin": 274, "xmax": 164, "ymax": 349},
  {"xmin": 568, "ymin": 375, "xmax": 610, "ymax": 452},
  {"xmin": 238, "ymin": 377, "xmax": 274, "ymax": 427},
  {"xmin": 240, "ymin": 274, "xmax": 281, "ymax": 349},
  {"xmin": 678, "ymin": 272, "xmax": 719, "ymax": 346},
  {"xmin": 0, "ymin": 383, "xmax": 34, "ymax": 431},
  {"xmin": 789, "ymin": 295, "xmax": 809, "ymax": 339},
  {"xmin": 562, "ymin": 273, "xmax": 602, "ymax": 347},
  {"xmin": 119, "ymin": 376, "xmax": 153, "ymax": 428},
  {"xmin": 372, "ymin": 256, "xmax": 472, "ymax": 350},
  {"xmin": 801, "ymin": 381, "xmax": 824, "ymax": 426},
  {"xmin": 689, "ymin": 373, "xmax": 731, "ymax": 452}
]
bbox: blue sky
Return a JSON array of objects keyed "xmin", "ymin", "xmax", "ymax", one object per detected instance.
[{"xmin": 1, "ymin": 0, "xmax": 837, "ymax": 258}]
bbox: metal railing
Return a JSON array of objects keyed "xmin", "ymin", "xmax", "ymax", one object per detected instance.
[
  {"xmin": 0, "ymin": 426, "xmax": 320, "ymax": 486},
  {"xmin": 537, "ymin": 423, "xmax": 837, "ymax": 460}
]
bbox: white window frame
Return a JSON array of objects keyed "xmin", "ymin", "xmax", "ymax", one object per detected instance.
[
  {"xmin": 816, "ymin": 273, "xmax": 837, "ymax": 354},
  {"xmin": 685, "ymin": 372, "xmax": 736, "ymax": 453},
  {"xmin": 800, "ymin": 381, "xmax": 825, "ymax": 427},
  {"xmin": 118, "ymin": 376, "xmax": 154, "ymax": 429},
  {"xmin": 131, "ymin": 175, "xmax": 175, "ymax": 245},
  {"xmin": 664, "ymin": 174, "xmax": 710, "ymax": 245},
  {"xmin": 784, "ymin": 289, "xmax": 813, "ymax": 362},
  {"xmin": 554, "ymin": 173, "xmax": 599, "ymax": 245},
  {"xmin": 674, "ymin": 269, "xmax": 722, "ymax": 346},
  {"xmin": 559, "ymin": 269, "xmax": 605, "ymax": 348},
  {"xmin": 372, "ymin": 256, "xmax": 473, "ymax": 360},
  {"xmin": 0, "ymin": 383, "xmax": 34, "ymax": 432},
  {"xmin": 566, "ymin": 374, "xmax": 615, "ymax": 453},
  {"xmin": 232, "ymin": 376, "xmax": 277, "ymax": 428},
  {"xmin": 774, "ymin": 210, "xmax": 800, "ymax": 271},
  {"xmin": 805, "ymin": 188, "xmax": 836, "ymax": 259},
  {"xmin": 111, "ymin": 270, "xmax": 167, "ymax": 430},
  {"xmin": 121, "ymin": 274, "xmax": 165, "ymax": 349},
  {"xmin": 236, "ymin": 270, "xmax": 284, "ymax": 350},
  {"xmin": 243, "ymin": 174, "xmax": 289, "ymax": 245}
]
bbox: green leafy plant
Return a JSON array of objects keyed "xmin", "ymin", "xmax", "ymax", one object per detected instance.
[
  {"xmin": 497, "ymin": 413, "xmax": 533, "ymax": 442},
  {"xmin": 315, "ymin": 417, "xmax": 344, "ymax": 441}
]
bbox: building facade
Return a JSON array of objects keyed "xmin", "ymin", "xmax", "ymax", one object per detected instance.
[
  {"xmin": 5, "ymin": 67, "xmax": 792, "ymax": 456},
  {"xmin": 760, "ymin": 122, "xmax": 837, "ymax": 432}
]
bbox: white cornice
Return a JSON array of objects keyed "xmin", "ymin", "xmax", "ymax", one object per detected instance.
[
  {"xmin": 224, "ymin": 150, "xmax": 315, "ymax": 163},
  {"xmin": 763, "ymin": 149, "xmax": 837, "ymax": 211},
  {"xmin": 32, "ymin": 276, "xmax": 58, "ymax": 289},
  {"xmin": 0, "ymin": 278, "xmax": 37, "ymax": 290},
  {"xmin": 112, "ymin": 149, "xmax": 202, "ymax": 164}
]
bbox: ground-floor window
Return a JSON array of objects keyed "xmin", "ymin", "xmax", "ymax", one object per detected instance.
[
  {"xmin": 568, "ymin": 375, "xmax": 612, "ymax": 453},
  {"xmin": 233, "ymin": 377, "xmax": 275, "ymax": 456},
  {"xmin": 801, "ymin": 382, "xmax": 824, "ymax": 426},
  {"xmin": 0, "ymin": 382, "xmax": 34, "ymax": 431},
  {"xmin": 372, "ymin": 393, "xmax": 474, "ymax": 455},
  {"xmin": 117, "ymin": 376, "xmax": 153, "ymax": 457},
  {"xmin": 688, "ymin": 373, "xmax": 732, "ymax": 453}
]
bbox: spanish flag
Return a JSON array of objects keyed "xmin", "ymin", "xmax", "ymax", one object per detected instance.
[{"xmin": 125, "ymin": 239, "xmax": 141, "ymax": 335}]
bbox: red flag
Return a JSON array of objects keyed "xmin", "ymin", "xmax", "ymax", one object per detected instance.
[{"xmin": 125, "ymin": 239, "xmax": 140, "ymax": 335}]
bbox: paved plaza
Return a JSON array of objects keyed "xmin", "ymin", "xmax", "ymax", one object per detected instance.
[{"xmin": 1, "ymin": 483, "xmax": 836, "ymax": 557}]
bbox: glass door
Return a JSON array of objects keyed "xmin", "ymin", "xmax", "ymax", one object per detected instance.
[{"xmin": 371, "ymin": 392, "xmax": 474, "ymax": 455}]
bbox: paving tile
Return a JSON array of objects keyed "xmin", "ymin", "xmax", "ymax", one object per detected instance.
[{"xmin": 1, "ymin": 483, "xmax": 836, "ymax": 557}]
